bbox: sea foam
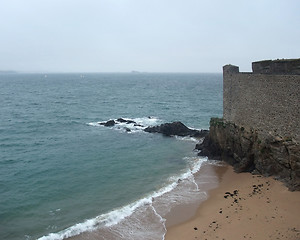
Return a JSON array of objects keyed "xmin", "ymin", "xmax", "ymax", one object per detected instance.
[
  {"xmin": 87, "ymin": 116, "xmax": 161, "ymax": 133},
  {"xmin": 44, "ymin": 118, "xmax": 210, "ymax": 240},
  {"xmin": 38, "ymin": 156, "xmax": 207, "ymax": 240}
]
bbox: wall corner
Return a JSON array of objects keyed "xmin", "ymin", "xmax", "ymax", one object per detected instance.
[{"xmin": 223, "ymin": 64, "xmax": 239, "ymax": 74}]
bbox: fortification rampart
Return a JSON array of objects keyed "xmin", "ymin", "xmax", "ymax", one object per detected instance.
[
  {"xmin": 252, "ymin": 58, "xmax": 300, "ymax": 74},
  {"xmin": 223, "ymin": 60, "xmax": 300, "ymax": 141},
  {"xmin": 198, "ymin": 59, "xmax": 300, "ymax": 190}
]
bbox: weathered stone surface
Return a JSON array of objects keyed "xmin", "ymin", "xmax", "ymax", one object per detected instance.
[
  {"xmin": 197, "ymin": 118, "xmax": 300, "ymax": 191},
  {"xmin": 213, "ymin": 59, "xmax": 300, "ymax": 191},
  {"xmin": 144, "ymin": 121, "xmax": 208, "ymax": 138},
  {"xmin": 223, "ymin": 63, "xmax": 300, "ymax": 142},
  {"xmin": 252, "ymin": 59, "xmax": 300, "ymax": 74}
]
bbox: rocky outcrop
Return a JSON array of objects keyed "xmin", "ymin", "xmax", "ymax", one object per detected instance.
[
  {"xmin": 144, "ymin": 121, "xmax": 208, "ymax": 138},
  {"xmin": 98, "ymin": 118, "xmax": 208, "ymax": 138},
  {"xmin": 197, "ymin": 118, "xmax": 300, "ymax": 191},
  {"xmin": 99, "ymin": 120, "xmax": 116, "ymax": 127},
  {"xmin": 99, "ymin": 118, "xmax": 143, "ymax": 127}
]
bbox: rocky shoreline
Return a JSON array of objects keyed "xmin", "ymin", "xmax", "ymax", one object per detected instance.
[
  {"xmin": 100, "ymin": 117, "xmax": 300, "ymax": 191},
  {"xmin": 99, "ymin": 118, "xmax": 209, "ymax": 138},
  {"xmin": 144, "ymin": 121, "xmax": 208, "ymax": 138},
  {"xmin": 196, "ymin": 118, "xmax": 300, "ymax": 191}
]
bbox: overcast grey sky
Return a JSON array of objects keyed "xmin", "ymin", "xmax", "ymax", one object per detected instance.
[{"xmin": 0, "ymin": 0, "xmax": 299, "ymax": 73}]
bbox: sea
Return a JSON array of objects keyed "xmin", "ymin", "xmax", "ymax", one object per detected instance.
[{"xmin": 0, "ymin": 72, "xmax": 222, "ymax": 240}]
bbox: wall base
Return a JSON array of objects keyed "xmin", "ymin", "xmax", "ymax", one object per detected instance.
[{"xmin": 197, "ymin": 118, "xmax": 300, "ymax": 191}]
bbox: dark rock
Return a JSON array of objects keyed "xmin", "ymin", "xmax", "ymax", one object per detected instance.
[
  {"xmin": 193, "ymin": 129, "xmax": 209, "ymax": 138},
  {"xmin": 105, "ymin": 120, "xmax": 116, "ymax": 126},
  {"xmin": 100, "ymin": 118, "xmax": 140, "ymax": 128},
  {"xmin": 116, "ymin": 118, "xmax": 137, "ymax": 124},
  {"xmin": 144, "ymin": 121, "xmax": 208, "ymax": 138},
  {"xmin": 99, "ymin": 120, "xmax": 116, "ymax": 127},
  {"xmin": 116, "ymin": 118, "xmax": 128, "ymax": 123},
  {"xmin": 125, "ymin": 120, "xmax": 136, "ymax": 124},
  {"xmin": 198, "ymin": 118, "xmax": 300, "ymax": 191}
]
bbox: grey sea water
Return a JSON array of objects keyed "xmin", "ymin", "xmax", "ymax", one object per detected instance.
[{"xmin": 0, "ymin": 73, "xmax": 222, "ymax": 240}]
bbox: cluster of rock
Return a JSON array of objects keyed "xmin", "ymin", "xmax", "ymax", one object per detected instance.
[
  {"xmin": 144, "ymin": 121, "xmax": 208, "ymax": 138},
  {"xmin": 99, "ymin": 117, "xmax": 300, "ymax": 190},
  {"xmin": 99, "ymin": 118, "xmax": 143, "ymax": 127},
  {"xmin": 98, "ymin": 118, "xmax": 143, "ymax": 132},
  {"xmin": 99, "ymin": 119, "xmax": 208, "ymax": 138},
  {"xmin": 197, "ymin": 118, "xmax": 300, "ymax": 191}
]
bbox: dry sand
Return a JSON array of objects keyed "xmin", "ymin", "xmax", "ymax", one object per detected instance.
[{"xmin": 165, "ymin": 164, "xmax": 300, "ymax": 240}]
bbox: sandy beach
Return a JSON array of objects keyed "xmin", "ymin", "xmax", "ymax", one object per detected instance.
[{"xmin": 165, "ymin": 164, "xmax": 300, "ymax": 240}]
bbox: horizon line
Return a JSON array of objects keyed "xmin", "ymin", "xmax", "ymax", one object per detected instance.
[{"xmin": 0, "ymin": 70, "xmax": 222, "ymax": 74}]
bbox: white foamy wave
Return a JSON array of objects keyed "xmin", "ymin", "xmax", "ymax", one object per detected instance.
[
  {"xmin": 152, "ymin": 157, "xmax": 208, "ymax": 218},
  {"xmin": 174, "ymin": 135, "xmax": 199, "ymax": 143},
  {"xmin": 173, "ymin": 156, "xmax": 207, "ymax": 192},
  {"xmin": 150, "ymin": 203, "xmax": 167, "ymax": 239},
  {"xmin": 188, "ymin": 156, "xmax": 207, "ymax": 174},
  {"xmin": 38, "ymin": 218, "xmax": 99, "ymax": 240},
  {"xmin": 39, "ymin": 156, "xmax": 207, "ymax": 240},
  {"xmin": 175, "ymin": 157, "xmax": 205, "ymax": 192},
  {"xmin": 132, "ymin": 116, "xmax": 161, "ymax": 127},
  {"xmin": 38, "ymin": 185, "xmax": 172, "ymax": 240},
  {"xmin": 87, "ymin": 116, "xmax": 161, "ymax": 134},
  {"xmin": 87, "ymin": 122, "xmax": 100, "ymax": 127},
  {"xmin": 38, "ymin": 196, "xmax": 154, "ymax": 240},
  {"xmin": 168, "ymin": 156, "xmax": 206, "ymax": 182}
]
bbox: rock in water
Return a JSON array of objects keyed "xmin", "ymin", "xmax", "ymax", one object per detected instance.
[
  {"xmin": 144, "ymin": 121, "xmax": 208, "ymax": 137},
  {"xmin": 99, "ymin": 120, "xmax": 116, "ymax": 127},
  {"xmin": 116, "ymin": 118, "xmax": 137, "ymax": 124},
  {"xmin": 116, "ymin": 118, "xmax": 128, "ymax": 123}
]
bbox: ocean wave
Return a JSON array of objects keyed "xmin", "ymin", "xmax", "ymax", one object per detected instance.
[
  {"xmin": 86, "ymin": 122, "xmax": 100, "ymax": 127},
  {"xmin": 87, "ymin": 116, "xmax": 161, "ymax": 133},
  {"xmin": 38, "ymin": 156, "xmax": 207, "ymax": 240},
  {"xmin": 174, "ymin": 135, "xmax": 200, "ymax": 143}
]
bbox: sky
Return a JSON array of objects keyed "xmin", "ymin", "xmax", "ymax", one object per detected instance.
[{"xmin": 0, "ymin": 0, "xmax": 300, "ymax": 73}]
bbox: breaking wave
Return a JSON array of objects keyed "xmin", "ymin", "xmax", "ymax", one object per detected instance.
[
  {"xmin": 87, "ymin": 116, "xmax": 162, "ymax": 133},
  {"xmin": 38, "ymin": 156, "xmax": 208, "ymax": 240}
]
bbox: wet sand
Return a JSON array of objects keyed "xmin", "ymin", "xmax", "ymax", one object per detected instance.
[
  {"xmin": 165, "ymin": 164, "xmax": 300, "ymax": 240},
  {"xmin": 164, "ymin": 162, "xmax": 227, "ymax": 228}
]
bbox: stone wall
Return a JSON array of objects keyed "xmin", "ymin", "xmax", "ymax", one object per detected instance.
[
  {"xmin": 198, "ymin": 60, "xmax": 300, "ymax": 190},
  {"xmin": 223, "ymin": 62, "xmax": 300, "ymax": 142},
  {"xmin": 252, "ymin": 59, "xmax": 300, "ymax": 74}
]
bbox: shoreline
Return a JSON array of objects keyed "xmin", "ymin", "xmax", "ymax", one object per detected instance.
[
  {"xmin": 164, "ymin": 161, "xmax": 228, "ymax": 228},
  {"xmin": 165, "ymin": 163, "xmax": 300, "ymax": 240}
]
